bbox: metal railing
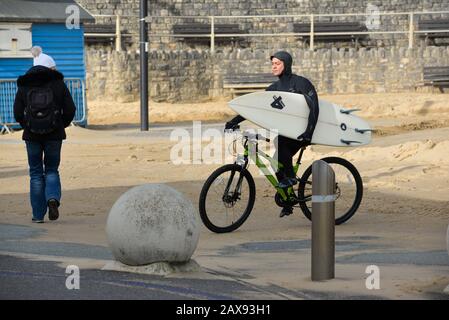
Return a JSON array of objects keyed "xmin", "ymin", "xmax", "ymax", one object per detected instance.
[
  {"xmin": 65, "ymin": 78, "xmax": 87, "ymax": 124},
  {"xmin": 144, "ymin": 10, "xmax": 449, "ymax": 51},
  {"xmin": 0, "ymin": 78, "xmax": 86, "ymax": 133},
  {"xmin": 0, "ymin": 80, "xmax": 17, "ymax": 133},
  {"xmin": 88, "ymin": 14, "xmax": 134, "ymax": 51}
]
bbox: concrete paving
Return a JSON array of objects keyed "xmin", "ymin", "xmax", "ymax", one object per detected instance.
[{"xmin": 1, "ymin": 221, "xmax": 448, "ymax": 300}]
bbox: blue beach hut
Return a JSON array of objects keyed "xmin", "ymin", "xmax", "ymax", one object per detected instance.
[{"xmin": 0, "ymin": 0, "xmax": 94, "ymax": 131}]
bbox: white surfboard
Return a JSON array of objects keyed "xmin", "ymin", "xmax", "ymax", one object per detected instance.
[{"xmin": 228, "ymin": 91, "xmax": 372, "ymax": 147}]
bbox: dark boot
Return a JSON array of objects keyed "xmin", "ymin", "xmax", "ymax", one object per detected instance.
[
  {"xmin": 280, "ymin": 206, "xmax": 293, "ymax": 218},
  {"xmin": 277, "ymin": 177, "xmax": 298, "ymax": 189},
  {"xmin": 48, "ymin": 199, "xmax": 59, "ymax": 221}
]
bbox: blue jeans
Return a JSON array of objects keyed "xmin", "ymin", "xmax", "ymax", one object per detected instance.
[{"xmin": 25, "ymin": 140, "xmax": 62, "ymax": 220}]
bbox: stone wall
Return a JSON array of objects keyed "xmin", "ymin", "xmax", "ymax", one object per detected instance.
[
  {"xmin": 212, "ymin": 46, "xmax": 449, "ymax": 95},
  {"xmin": 85, "ymin": 49, "xmax": 139, "ymax": 102},
  {"xmin": 78, "ymin": 1, "xmax": 449, "ymax": 101},
  {"xmin": 148, "ymin": 49, "xmax": 212, "ymax": 102},
  {"xmin": 85, "ymin": 48, "xmax": 211, "ymax": 102},
  {"xmin": 84, "ymin": 46, "xmax": 449, "ymax": 102},
  {"xmin": 76, "ymin": 0, "xmax": 449, "ymax": 50}
]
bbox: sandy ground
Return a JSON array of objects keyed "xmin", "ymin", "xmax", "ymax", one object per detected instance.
[{"xmin": 1, "ymin": 92, "xmax": 449, "ymax": 299}]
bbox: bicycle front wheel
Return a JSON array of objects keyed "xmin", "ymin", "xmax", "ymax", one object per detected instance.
[
  {"xmin": 199, "ymin": 164, "xmax": 256, "ymax": 233},
  {"xmin": 298, "ymin": 157, "xmax": 363, "ymax": 225}
]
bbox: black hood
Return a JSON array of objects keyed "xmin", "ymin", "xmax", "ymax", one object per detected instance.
[
  {"xmin": 270, "ymin": 51, "xmax": 293, "ymax": 77},
  {"xmin": 17, "ymin": 66, "xmax": 63, "ymax": 87}
]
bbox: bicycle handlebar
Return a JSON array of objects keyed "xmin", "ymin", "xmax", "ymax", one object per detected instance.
[
  {"xmin": 225, "ymin": 129, "xmax": 271, "ymax": 143},
  {"xmin": 242, "ymin": 131, "xmax": 270, "ymax": 143},
  {"xmin": 258, "ymin": 134, "xmax": 271, "ymax": 143}
]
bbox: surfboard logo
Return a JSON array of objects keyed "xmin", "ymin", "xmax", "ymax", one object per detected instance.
[{"xmin": 271, "ymin": 95, "xmax": 285, "ymax": 110}]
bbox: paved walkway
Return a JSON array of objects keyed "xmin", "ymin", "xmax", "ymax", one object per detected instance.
[{"xmin": 1, "ymin": 221, "xmax": 448, "ymax": 300}]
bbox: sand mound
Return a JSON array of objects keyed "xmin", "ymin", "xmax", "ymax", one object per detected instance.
[
  {"xmin": 320, "ymin": 93, "xmax": 449, "ymax": 119},
  {"xmin": 332, "ymin": 139, "xmax": 445, "ymax": 164}
]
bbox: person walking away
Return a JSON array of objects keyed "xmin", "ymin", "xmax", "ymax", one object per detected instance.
[{"xmin": 13, "ymin": 52, "xmax": 76, "ymax": 223}]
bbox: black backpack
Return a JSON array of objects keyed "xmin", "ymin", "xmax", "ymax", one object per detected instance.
[{"xmin": 24, "ymin": 84, "xmax": 61, "ymax": 134}]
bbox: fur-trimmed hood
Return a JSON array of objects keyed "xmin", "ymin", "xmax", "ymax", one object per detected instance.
[{"xmin": 17, "ymin": 66, "xmax": 64, "ymax": 87}]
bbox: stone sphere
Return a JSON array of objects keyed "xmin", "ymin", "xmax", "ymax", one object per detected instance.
[{"xmin": 106, "ymin": 184, "xmax": 200, "ymax": 266}]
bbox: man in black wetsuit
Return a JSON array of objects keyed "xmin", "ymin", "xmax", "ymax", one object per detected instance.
[{"xmin": 225, "ymin": 51, "xmax": 319, "ymax": 217}]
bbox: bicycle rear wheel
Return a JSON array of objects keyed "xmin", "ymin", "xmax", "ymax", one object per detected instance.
[
  {"xmin": 199, "ymin": 164, "xmax": 256, "ymax": 233},
  {"xmin": 298, "ymin": 157, "xmax": 363, "ymax": 225}
]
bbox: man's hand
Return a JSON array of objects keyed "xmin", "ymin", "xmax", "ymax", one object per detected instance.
[
  {"xmin": 297, "ymin": 132, "xmax": 312, "ymax": 143},
  {"xmin": 224, "ymin": 121, "xmax": 240, "ymax": 131}
]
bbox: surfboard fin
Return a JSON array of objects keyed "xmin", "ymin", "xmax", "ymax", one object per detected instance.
[
  {"xmin": 355, "ymin": 128, "xmax": 374, "ymax": 134},
  {"xmin": 340, "ymin": 108, "xmax": 361, "ymax": 115},
  {"xmin": 341, "ymin": 139, "xmax": 362, "ymax": 145}
]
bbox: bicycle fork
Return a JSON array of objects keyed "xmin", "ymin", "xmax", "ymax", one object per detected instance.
[{"xmin": 222, "ymin": 166, "xmax": 246, "ymax": 205}]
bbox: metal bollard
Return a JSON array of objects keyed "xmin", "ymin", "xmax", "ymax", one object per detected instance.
[{"xmin": 311, "ymin": 160, "xmax": 335, "ymax": 281}]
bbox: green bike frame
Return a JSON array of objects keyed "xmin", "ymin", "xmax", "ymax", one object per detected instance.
[{"xmin": 240, "ymin": 136, "xmax": 306, "ymax": 202}]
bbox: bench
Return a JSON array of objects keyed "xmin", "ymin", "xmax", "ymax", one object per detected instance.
[
  {"xmin": 83, "ymin": 24, "xmax": 132, "ymax": 45},
  {"xmin": 423, "ymin": 66, "xmax": 449, "ymax": 92},
  {"xmin": 417, "ymin": 19, "xmax": 449, "ymax": 45},
  {"xmin": 293, "ymin": 22, "xmax": 368, "ymax": 47},
  {"xmin": 173, "ymin": 23, "xmax": 245, "ymax": 45},
  {"xmin": 223, "ymin": 73, "xmax": 278, "ymax": 97}
]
